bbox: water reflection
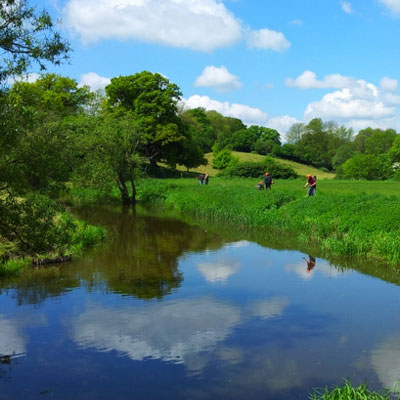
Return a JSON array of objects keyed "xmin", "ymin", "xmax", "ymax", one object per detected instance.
[
  {"xmin": 72, "ymin": 206, "xmax": 228, "ymax": 300},
  {"xmin": 247, "ymin": 297, "xmax": 289, "ymax": 319},
  {"xmin": 197, "ymin": 257, "xmax": 241, "ymax": 283},
  {"xmin": 71, "ymin": 298, "xmax": 241, "ymax": 370},
  {"xmin": 285, "ymin": 257, "xmax": 348, "ymax": 281},
  {"xmin": 0, "ymin": 316, "xmax": 26, "ymax": 359},
  {"xmin": 371, "ymin": 335, "xmax": 400, "ymax": 389},
  {"xmin": 0, "ymin": 206, "xmax": 400, "ymax": 399},
  {"xmin": 303, "ymin": 255, "xmax": 316, "ymax": 274}
]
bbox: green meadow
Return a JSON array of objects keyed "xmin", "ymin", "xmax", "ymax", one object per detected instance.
[{"xmin": 134, "ymin": 177, "xmax": 400, "ymax": 265}]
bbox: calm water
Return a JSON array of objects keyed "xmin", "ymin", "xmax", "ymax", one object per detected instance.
[{"xmin": 1, "ymin": 206, "xmax": 400, "ymax": 400}]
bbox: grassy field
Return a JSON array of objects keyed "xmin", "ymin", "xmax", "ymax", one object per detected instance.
[
  {"xmin": 176, "ymin": 151, "xmax": 336, "ymax": 179},
  {"xmin": 136, "ymin": 177, "xmax": 400, "ymax": 265}
]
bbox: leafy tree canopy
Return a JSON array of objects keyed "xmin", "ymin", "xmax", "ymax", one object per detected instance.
[
  {"xmin": 105, "ymin": 71, "xmax": 185, "ymax": 166},
  {"xmin": 0, "ymin": 0, "xmax": 70, "ymax": 81}
]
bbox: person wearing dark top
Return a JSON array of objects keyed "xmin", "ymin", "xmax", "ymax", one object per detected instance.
[
  {"xmin": 304, "ymin": 174, "xmax": 316, "ymax": 196},
  {"xmin": 198, "ymin": 173, "xmax": 205, "ymax": 185},
  {"xmin": 264, "ymin": 172, "xmax": 272, "ymax": 189},
  {"xmin": 204, "ymin": 172, "xmax": 209, "ymax": 185}
]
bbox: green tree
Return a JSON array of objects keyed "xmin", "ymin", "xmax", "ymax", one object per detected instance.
[
  {"xmin": 70, "ymin": 111, "xmax": 145, "ymax": 205},
  {"xmin": 180, "ymin": 107, "xmax": 216, "ymax": 153},
  {"xmin": 353, "ymin": 128, "xmax": 375, "ymax": 153},
  {"xmin": 0, "ymin": 0, "xmax": 69, "ymax": 81},
  {"xmin": 286, "ymin": 122, "xmax": 305, "ymax": 144},
  {"xmin": 0, "ymin": 1, "xmax": 72, "ymax": 261},
  {"xmin": 212, "ymin": 149, "xmax": 236, "ymax": 170},
  {"xmin": 206, "ymin": 110, "xmax": 246, "ymax": 151},
  {"xmin": 364, "ymin": 129, "xmax": 397, "ymax": 155},
  {"xmin": 388, "ymin": 135, "xmax": 400, "ymax": 162},
  {"xmin": 332, "ymin": 143, "xmax": 355, "ymax": 169},
  {"xmin": 2, "ymin": 74, "xmax": 89, "ymax": 195},
  {"xmin": 339, "ymin": 153, "xmax": 391, "ymax": 180},
  {"xmin": 105, "ymin": 71, "xmax": 185, "ymax": 167}
]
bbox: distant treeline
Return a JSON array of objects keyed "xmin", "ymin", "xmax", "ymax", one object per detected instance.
[{"xmin": 184, "ymin": 110, "xmax": 399, "ymax": 181}]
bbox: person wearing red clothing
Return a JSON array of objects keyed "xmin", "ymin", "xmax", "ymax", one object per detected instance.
[{"xmin": 303, "ymin": 174, "xmax": 316, "ymax": 196}]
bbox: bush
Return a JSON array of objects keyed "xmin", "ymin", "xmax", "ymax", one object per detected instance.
[
  {"xmin": 219, "ymin": 156, "xmax": 297, "ymax": 179},
  {"xmin": 212, "ymin": 149, "xmax": 236, "ymax": 170},
  {"xmin": 338, "ymin": 153, "xmax": 391, "ymax": 180}
]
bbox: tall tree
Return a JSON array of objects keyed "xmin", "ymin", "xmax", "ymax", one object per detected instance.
[
  {"xmin": 70, "ymin": 111, "xmax": 145, "ymax": 205},
  {"xmin": 105, "ymin": 71, "xmax": 185, "ymax": 168},
  {"xmin": 0, "ymin": 1, "xmax": 71, "ymax": 260}
]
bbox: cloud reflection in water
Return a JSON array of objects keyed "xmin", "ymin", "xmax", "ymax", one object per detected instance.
[{"xmin": 71, "ymin": 296, "xmax": 289, "ymax": 373}]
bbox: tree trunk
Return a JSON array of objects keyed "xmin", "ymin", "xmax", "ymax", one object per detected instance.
[
  {"xmin": 149, "ymin": 157, "xmax": 158, "ymax": 169},
  {"xmin": 130, "ymin": 179, "xmax": 136, "ymax": 205},
  {"xmin": 118, "ymin": 177, "xmax": 131, "ymax": 205}
]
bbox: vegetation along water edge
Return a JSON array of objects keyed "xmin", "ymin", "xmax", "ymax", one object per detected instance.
[{"xmin": 133, "ymin": 178, "xmax": 400, "ymax": 267}]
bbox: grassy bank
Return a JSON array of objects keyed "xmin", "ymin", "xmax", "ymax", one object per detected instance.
[
  {"xmin": 136, "ymin": 178, "xmax": 400, "ymax": 265},
  {"xmin": 0, "ymin": 214, "xmax": 106, "ymax": 276},
  {"xmin": 309, "ymin": 381, "xmax": 399, "ymax": 400}
]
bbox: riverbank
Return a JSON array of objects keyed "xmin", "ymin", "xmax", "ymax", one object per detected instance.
[
  {"xmin": 134, "ymin": 178, "xmax": 400, "ymax": 265},
  {"xmin": 0, "ymin": 214, "xmax": 106, "ymax": 276}
]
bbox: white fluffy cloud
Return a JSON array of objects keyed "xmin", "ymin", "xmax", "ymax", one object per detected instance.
[
  {"xmin": 63, "ymin": 0, "xmax": 289, "ymax": 52},
  {"xmin": 64, "ymin": 0, "xmax": 242, "ymax": 51},
  {"xmin": 182, "ymin": 95, "xmax": 268, "ymax": 126},
  {"xmin": 285, "ymin": 70, "xmax": 354, "ymax": 89},
  {"xmin": 304, "ymin": 80, "xmax": 398, "ymax": 122},
  {"xmin": 379, "ymin": 0, "xmax": 400, "ymax": 15},
  {"xmin": 266, "ymin": 115, "xmax": 301, "ymax": 139},
  {"xmin": 7, "ymin": 73, "xmax": 40, "ymax": 86},
  {"xmin": 341, "ymin": 1, "xmax": 353, "ymax": 14},
  {"xmin": 246, "ymin": 28, "xmax": 290, "ymax": 51},
  {"xmin": 380, "ymin": 76, "xmax": 398, "ymax": 91},
  {"xmin": 194, "ymin": 66, "xmax": 242, "ymax": 93},
  {"xmin": 78, "ymin": 72, "xmax": 111, "ymax": 91},
  {"xmin": 286, "ymin": 70, "xmax": 400, "ymax": 130}
]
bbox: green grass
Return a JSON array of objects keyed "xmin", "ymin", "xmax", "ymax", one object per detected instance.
[
  {"xmin": 136, "ymin": 178, "xmax": 400, "ymax": 265},
  {"xmin": 176, "ymin": 151, "xmax": 336, "ymax": 179},
  {"xmin": 309, "ymin": 381, "xmax": 398, "ymax": 400},
  {"xmin": 0, "ymin": 214, "xmax": 106, "ymax": 276},
  {"xmin": 0, "ymin": 258, "xmax": 31, "ymax": 276}
]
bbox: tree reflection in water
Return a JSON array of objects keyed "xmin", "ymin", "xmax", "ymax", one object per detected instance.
[
  {"xmin": 0, "ymin": 205, "xmax": 228, "ymax": 304},
  {"xmin": 73, "ymin": 205, "xmax": 227, "ymax": 300}
]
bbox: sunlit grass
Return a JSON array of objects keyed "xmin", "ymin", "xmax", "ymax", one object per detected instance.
[
  {"xmin": 309, "ymin": 381, "xmax": 398, "ymax": 400},
  {"xmin": 136, "ymin": 178, "xmax": 400, "ymax": 264},
  {"xmin": 176, "ymin": 151, "xmax": 336, "ymax": 179}
]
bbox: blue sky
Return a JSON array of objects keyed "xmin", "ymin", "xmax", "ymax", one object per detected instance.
[{"xmin": 37, "ymin": 0, "xmax": 400, "ymax": 138}]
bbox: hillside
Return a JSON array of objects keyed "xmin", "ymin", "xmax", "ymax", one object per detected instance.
[{"xmin": 178, "ymin": 151, "xmax": 336, "ymax": 179}]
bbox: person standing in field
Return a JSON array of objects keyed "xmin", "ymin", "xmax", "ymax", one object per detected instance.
[
  {"xmin": 304, "ymin": 174, "xmax": 316, "ymax": 196},
  {"xmin": 198, "ymin": 173, "xmax": 205, "ymax": 185},
  {"xmin": 264, "ymin": 172, "xmax": 273, "ymax": 189},
  {"xmin": 204, "ymin": 172, "xmax": 209, "ymax": 185}
]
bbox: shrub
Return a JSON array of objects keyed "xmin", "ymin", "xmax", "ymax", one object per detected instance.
[
  {"xmin": 338, "ymin": 153, "xmax": 391, "ymax": 180},
  {"xmin": 219, "ymin": 156, "xmax": 297, "ymax": 179},
  {"xmin": 212, "ymin": 149, "xmax": 236, "ymax": 170}
]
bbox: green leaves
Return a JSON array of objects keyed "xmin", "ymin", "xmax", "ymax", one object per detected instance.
[{"xmin": 0, "ymin": 1, "xmax": 70, "ymax": 81}]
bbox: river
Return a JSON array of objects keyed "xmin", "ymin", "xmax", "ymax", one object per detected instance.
[{"xmin": 0, "ymin": 205, "xmax": 399, "ymax": 399}]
